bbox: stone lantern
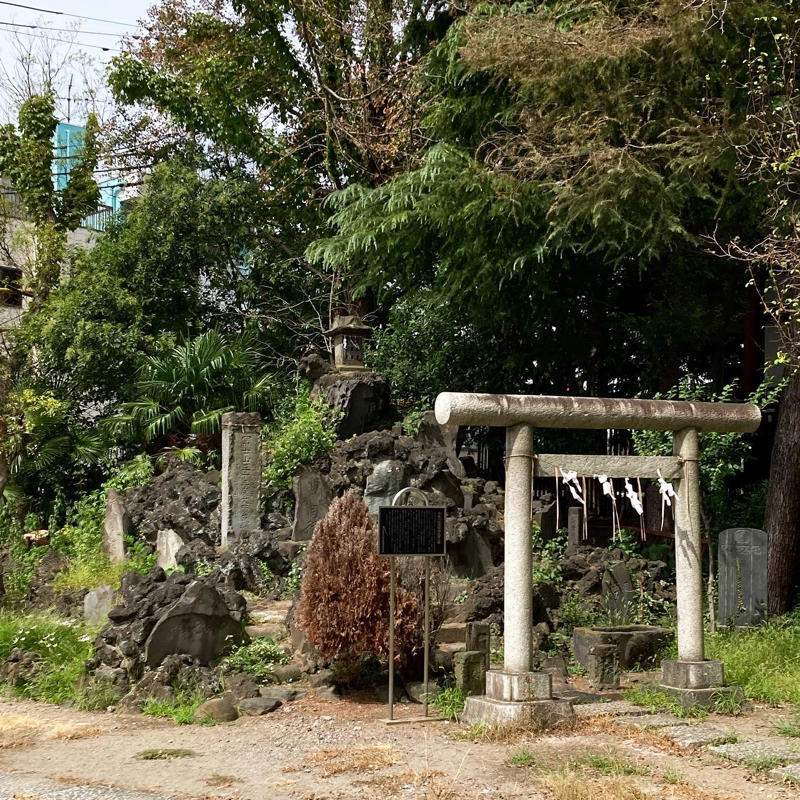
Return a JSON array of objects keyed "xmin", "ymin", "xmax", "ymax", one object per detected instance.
[{"xmin": 323, "ymin": 314, "xmax": 372, "ymax": 371}]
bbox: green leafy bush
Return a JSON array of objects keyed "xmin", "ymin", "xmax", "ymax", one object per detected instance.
[
  {"xmin": 221, "ymin": 637, "xmax": 289, "ymax": 680},
  {"xmin": 531, "ymin": 527, "xmax": 566, "ymax": 585},
  {"xmin": 431, "ymin": 686, "xmax": 468, "ymax": 720},
  {"xmin": 263, "ymin": 391, "xmax": 340, "ymax": 488},
  {"xmin": 50, "ymin": 457, "xmax": 155, "ymax": 591},
  {"xmin": 141, "ymin": 679, "xmax": 211, "ymax": 724},
  {"xmin": 0, "ymin": 613, "xmax": 95, "ymax": 704}
]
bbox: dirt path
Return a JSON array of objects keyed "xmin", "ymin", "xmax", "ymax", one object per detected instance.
[{"xmin": 1, "ymin": 694, "xmax": 798, "ymax": 800}]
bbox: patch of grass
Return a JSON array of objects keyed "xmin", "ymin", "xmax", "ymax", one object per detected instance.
[
  {"xmin": 137, "ymin": 748, "xmax": 198, "ymax": 760},
  {"xmin": 301, "ymin": 744, "xmax": 400, "ymax": 777},
  {"xmin": 541, "ymin": 770, "xmax": 648, "ymax": 800},
  {"xmin": 221, "ymin": 637, "xmax": 288, "ymax": 681},
  {"xmin": 662, "ymin": 767, "xmax": 684, "ymax": 784},
  {"xmin": 205, "ymin": 773, "xmax": 243, "ymax": 787},
  {"xmin": 141, "ymin": 682, "xmax": 209, "ymax": 725},
  {"xmin": 0, "ymin": 613, "xmax": 96, "ymax": 705},
  {"xmin": 707, "ymin": 612, "xmax": 800, "ymax": 705},
  {"xmin": 508, "ymin": 747, "xmax": 536, "ymax": 767},
  {"xmin": 776, "ymin": 717, "xmax": 800, "ymax": 737},
  {"xmin": 75, "ymin": 679, "xmax": 120, "ymax": 711},
  {"xmin": 430, "ymin": 686, "xmax": 468, "ymax": 721},
  {"xmin": 573, "ymin": 752, "xmax": 650, "ymax": 776},
  {"xmin": 741, "ymin": 755, "xmax": 783, "ymax": 773}
]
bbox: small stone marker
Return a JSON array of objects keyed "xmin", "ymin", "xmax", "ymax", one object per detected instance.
[
  {"xmin": 718, "ymin": 528, "xmax": 768, "ymax": 627},
  {"xmin": 586, "ymin": 643, "xmax": 619, "ymax": 690},
  {"xmin": 454, "ymin": 650, "xmax": 487, "ymax": 696},
  {"xmin": 103, "ymin": 488, "xmax": 130, "ymax": 563},
  {"xmin": 221, "ymin": 412, "xmax": 262, "ymax": 548},
  {"xmin": 466, "ymin": 621, "xmax": 491, "ymax": 671},
  {"xmin": 83, "ymin": 584, "xmax": 115, "ymax": 626},
  {"xmin": 567, "ymin": 506, "xmax": 583, "ymax": 554},
  {"xmin": 601, "ymin": 562, "xmax": 636, "ymax": 624},
  {"xmin": 156, "ymin": 528, "xmax": 184, "ymax": 571},
  {"xmin": 291, "ymin": 466, "xmax": 332, "ymax": 541}
]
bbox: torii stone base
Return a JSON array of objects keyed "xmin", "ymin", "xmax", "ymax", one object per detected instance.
[
  {"xmin": 660, "ymin": 659, "xmax": 744, "ymax": 709},
  {"xmin": 461, "ymin": 670, "xmax": 573, "ymax": 727}
]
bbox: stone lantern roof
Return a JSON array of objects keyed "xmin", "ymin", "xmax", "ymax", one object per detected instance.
[{"xmin": 323, "ymin": 314, "xmax": 372, "ymax": 338}]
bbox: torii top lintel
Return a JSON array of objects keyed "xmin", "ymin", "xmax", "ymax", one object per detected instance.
[{"xmin": 434, "ymin": 393, "xmax": 761, "ymax": 434}]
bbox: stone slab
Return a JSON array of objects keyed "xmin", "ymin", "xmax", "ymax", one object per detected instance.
[
  {"xmin": 485, "ymin": 669, "xmax": 551, "ymax": 702},
  {"xmin": 461, "ymin": 695, "xmax": 574, "ymax": 728},
  {"xmin": 83, "ymin": 584, "xmax": 115, "ymax": 626},
  {"xmin": 662, "ymin": 724, "xmax": 732, "ymax": 748},
  {"xmin": 769, "ymin": 763, "xmax": 800, "ymax": 784},
  {"xmin": 573, "ymin": 700, "xmax": 648, "ymax": 718},
  {"xmin": 454, "ymin": 650, "xmax": 486, "ymax": 696},
  {"xmin": 660, "ymin": 684, "xmax": 744, "ymax": 710},
  {"xmin": 613, "ymin": 713, "xmax": 686, "ymax": 729},
  {"xmin": 103, "ymin": 488, "xmax": 130, "ymax": 564},
  {"xmin": 156, "ymin": 528, "xmax": 184, "ymax": 571},
  {"xmin": 709, "ymin": 740, "xmax": 800, "ymax": 765},
  {"xmin": 291, "ymin": 466, "xmax": 332, "ymax": 541}
]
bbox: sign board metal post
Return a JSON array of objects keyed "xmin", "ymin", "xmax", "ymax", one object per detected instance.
[{"xmin": 380, "ymin": 488, "xmax": 445, "ymax": 723}]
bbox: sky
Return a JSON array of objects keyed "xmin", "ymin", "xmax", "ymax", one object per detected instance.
[{"xmin": 0, "ymin": 0, "xmax": 156, "ymax": 122}]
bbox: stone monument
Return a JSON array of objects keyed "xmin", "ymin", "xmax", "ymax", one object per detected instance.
[
  {"xmin": 221, "ymin": 412, "xmax": 262, "ymax": 548},
  {"xmin": 103, "ymin": 488, "xmax": 130, "ymax": 563},
  {"xmin": 718, "ymin": 528, "xmax": 768, "ymax": 627}
]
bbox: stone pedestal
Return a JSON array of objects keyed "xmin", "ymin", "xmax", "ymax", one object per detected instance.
[
  {"xmin": 461, "ymin": 669, "xmax": 573, "ymax": 726},
  {"xmin": 221, "ymin": 412, "xmax": 262, "ymax": 549},
  {"xmin": 660, "ymin": 659, "xmax": 743, "ymax": 709}
]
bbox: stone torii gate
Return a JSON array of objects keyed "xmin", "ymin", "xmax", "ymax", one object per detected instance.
[{"xmin": 434, "ymin": 392, "xmax": 761, "ymax": 725}]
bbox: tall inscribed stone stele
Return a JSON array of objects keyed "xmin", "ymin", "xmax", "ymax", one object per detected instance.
[{"xmin": 221, "ymin": 412, "xmax": 262, "ymax": 548}]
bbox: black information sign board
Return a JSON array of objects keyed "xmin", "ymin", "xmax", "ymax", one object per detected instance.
[{"xmin": 378, "ymin": 506, "xmax": 446, "ymax": 556}]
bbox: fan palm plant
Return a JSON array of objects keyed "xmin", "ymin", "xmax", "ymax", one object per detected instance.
[{"xmin": 108, "ymin": 330, "xmax": 279, "ymax": 445}]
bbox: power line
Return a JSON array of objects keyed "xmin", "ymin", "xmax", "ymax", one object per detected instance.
[
  {"xmin": 0, "ymin": 26, "xmax": 122, "ymax": 51},
  {"xmin": 0, "ymin": 20, "xmax": 125, "ymax": 37},
  {"xmin": 0, "ymin": 1, "xmax": 136, "ymax": 27}
]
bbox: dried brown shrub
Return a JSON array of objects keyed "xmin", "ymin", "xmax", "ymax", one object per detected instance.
[{"xmin": 296, "ymin": 490, "xmax": 420, "ymax": 661}]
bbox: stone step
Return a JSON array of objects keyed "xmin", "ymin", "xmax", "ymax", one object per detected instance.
[
  {"xmin": 433, "ymin": 642, "xmax": 465, "ymax": 671},
  {"xmin": 435, "ymin": 622, "xmax": 467, "ymax": 644}
]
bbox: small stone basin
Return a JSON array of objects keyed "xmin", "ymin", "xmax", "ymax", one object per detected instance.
[{"xmin": 572, "ymin": 625, "xmax": 674, "ymax": 671}]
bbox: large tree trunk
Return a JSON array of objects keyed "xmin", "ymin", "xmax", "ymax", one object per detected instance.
[{"xmin": 766, "ymin": 370, "xmax": 800, "ymax": 614}]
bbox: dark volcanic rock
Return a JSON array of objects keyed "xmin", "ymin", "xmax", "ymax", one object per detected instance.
[
  {"xmin": 311, "ymin": 371, "xmax": 394, "ymax": 439},
  {"xmin": 89, "ymin": 569, "xmax": 246, "ymax": 690},
  {"xmin": 123, "ymin": 463, "xmax": 222, "ymax": 544},
  {"xmin": 144, "ymin": 581, "xmax": 246, "ymax": 667}
]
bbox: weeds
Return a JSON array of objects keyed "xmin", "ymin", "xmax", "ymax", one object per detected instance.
[
  {"xmin": 508, "ymin": 747, "xmax": 536, "ymax": 767},
  {"xmin": 622, "ymin": 685, "xmax": 708, "ymax": 719},
  {"xmin": 141, "ymin": 681, "xmax": 210, "ymax": 725},
  {"xmin": 430, "ymin": 686, "xmax": 468, "ymax": 721},
  {"xmin": 776, "ymin": 717, "xmax": 800, "ymax": 737},
  {"xmin": 221, "ymin": 637, "xmax": 288, "ymax": 681},
  {"xmin": 0, "ymin": 613, "xmax": 96, "ymax": 704},
  {"xmin": 137, "ymin": 748, "xmax": 197, "ymax": 760},
  {"xmin": 707, "ymin": 612, "xmax": 800, "ymax": 705},
  {"xmin": 573, "ymin": 752, "xmax": 650, "ymax": 776}
]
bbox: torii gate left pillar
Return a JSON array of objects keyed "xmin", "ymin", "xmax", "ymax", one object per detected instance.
[{"xmin": 435, "ymin": 392, "xmax": 761, "ymax": 725}]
